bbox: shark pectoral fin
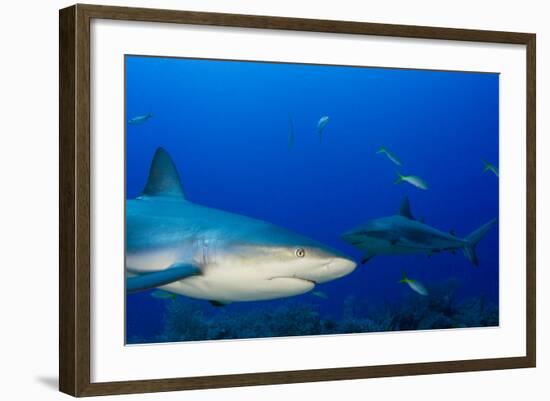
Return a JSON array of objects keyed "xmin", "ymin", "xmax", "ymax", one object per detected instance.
[
  {"xmin": 361, "ymin": 252, "xmax": 374, "ymax": 264},
  {"xmin": 151, "ymin": 290, "xmax": 177, "ymax": 300},
  {"xmin": 126, "ymin": 263, "xmax": 200, "ymax": 294}
]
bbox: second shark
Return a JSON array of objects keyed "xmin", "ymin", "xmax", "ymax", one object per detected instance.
[{"xmin": 342, "ymin": 197, "xmax": 496, "ymax": 266}]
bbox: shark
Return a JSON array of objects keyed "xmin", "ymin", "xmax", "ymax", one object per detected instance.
[
  {"xmin": 341, "ymin": 197, "xmax": 496, "ymax": 266},
  {"xmin": 126, "ymin": 148, "xmax": 357, "ymax": 304}
]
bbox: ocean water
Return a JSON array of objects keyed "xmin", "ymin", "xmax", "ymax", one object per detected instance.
[{"xmin": 125, "ymin": 55, "xmax": 499, "ymax": 344}]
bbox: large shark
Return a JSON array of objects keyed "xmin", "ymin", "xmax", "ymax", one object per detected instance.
[
  {"xmin": 126, "ymin": 148, "xmax": 357, "ymax": 304},
  {"xmin": 341, "ymin": 197, "xmax": 496, "ymax": 266}
]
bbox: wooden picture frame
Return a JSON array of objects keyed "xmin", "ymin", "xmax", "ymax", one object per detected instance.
[{"xmin": 59, "ymin": 3, "xmax": 536, "ymax": 397}]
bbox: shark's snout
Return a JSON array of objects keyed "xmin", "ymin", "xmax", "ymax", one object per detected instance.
[
  {"xmin": 300, "ymin": 255, "xmax": 357, "ymax": 284},
  {"xmin": 328, "ymin": 256, "xmax": 357, "ymax": 278},
  {"xmin": 341, "ymin": 231, "xmax": 354, "ymax": 241},
  {"xmin": 341, "ymin": 230, "xmax": 364, "ymax": 245}
]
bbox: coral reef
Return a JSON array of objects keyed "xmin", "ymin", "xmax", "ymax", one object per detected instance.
[{"xmin": 127, "ymin": 280, "xmax": 498, "ymax": 344}]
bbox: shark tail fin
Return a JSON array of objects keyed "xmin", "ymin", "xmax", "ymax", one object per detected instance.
[
  {"xmin": 376, "ymin": 146, "xmax": 386, "ymax": 154},
  {"xmin": 462, "ymin": 218, "xmax": 497, "ymax": 266},
  {"xmin": 398, "ymin": 272, "xmax": 408, "ymax": 284},
  {"xmin": 142, "ymin": 148, "xmax": 186, "ymax": 199}
]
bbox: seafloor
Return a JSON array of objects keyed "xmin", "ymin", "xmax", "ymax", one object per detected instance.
[{"xmin": 128, "ymin": 280, "xmax": 498, "ymax": 344}]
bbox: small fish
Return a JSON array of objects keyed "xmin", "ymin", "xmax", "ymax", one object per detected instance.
[
  {"xmin": 311, "ymin": 290, "xmax": 328, "ymax": 299},
  {"xmin": 151, "ymin": 290, "xmax": 177, "ymax": 300},
  {"xmin": 317, "ymin": 116, "xmax": 329, "ymax": 143},
  {"xmin": 128, "ymin": 112, "xmax": 153, "ymax": 125},
  {"xmin": 398, "ymin": 273, "xmax": 428, "ymax": 296},
  {"xmin": 395, "ymin": 172, "xmax": 428, "ymax": 190},
  {"xmin": 376, "ymin": 146, "xmax": 402, "ymax": 166},
  {"xmin": 288, "ymin": 114, "xmax": 295, "ymax": 151},
  {"xmin": 483, "ymin": 160, "xmax": 499, "ymax": 177}
]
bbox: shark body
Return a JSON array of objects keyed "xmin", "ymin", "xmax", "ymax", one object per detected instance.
[
  {"xmin": 126, "ymin": 148, "xmax": 357, "ymax": 303},
  {"xmin": 342, "ymin": 197, "xmax": 496, "ymax": 266}
]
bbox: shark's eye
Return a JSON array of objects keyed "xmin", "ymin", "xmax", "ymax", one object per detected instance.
[{"xmin": 295, "ymin": 248, "xmax": 306, "ymax": 258}]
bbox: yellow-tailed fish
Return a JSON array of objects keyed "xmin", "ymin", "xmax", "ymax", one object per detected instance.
[
  {"xmin": 311, "ymin": 290, "xmax": 328, "ymax": 299},
  {"xmin": 317, "ymin": 116, "xmax": 329, "ymax": 143},
  {"xmin": 376, "ymin": 146, "xmax": 402, "ymax": 166},
  {"xmin": 395, "ymin": 172, "xmax": 428, "ymax": 190},
  {"xmin": 398, "ymin": 273, "xmax": 428, "ymax": 296},
  {"xmin": 483, "ymin": 160, "xmax": 499, "ymax": 177},
  {"xmin": 128, "ymin": 112, "xmax": 153, "ymax": 125}
]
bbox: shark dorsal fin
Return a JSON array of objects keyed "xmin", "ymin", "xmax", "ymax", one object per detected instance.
[
  {"xmin": 399, "ymin": 197, "xmax": 415, "ymax": 220},
  {"xmin": 142, "ymin": 148, "xmax": 186, "ymax": 199}
]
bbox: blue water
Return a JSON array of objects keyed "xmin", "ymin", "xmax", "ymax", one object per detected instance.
[{"xmin": 125, "ymin": 55, "xmax": 499, "ymax": 343}]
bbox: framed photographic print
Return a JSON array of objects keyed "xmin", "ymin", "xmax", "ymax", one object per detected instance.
[{"xmin": 59, "ymin": 4, "xmax": 536, "ymax": 397}]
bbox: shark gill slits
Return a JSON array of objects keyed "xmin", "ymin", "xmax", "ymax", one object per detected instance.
[{"xmin": 295, "ymin": 248, "xmax": 306, "ymax": 258}]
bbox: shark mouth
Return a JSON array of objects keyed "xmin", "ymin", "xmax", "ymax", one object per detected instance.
[{"xmin": 268, "ymin": 276, "xmax": 317, "ymax": 285}]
